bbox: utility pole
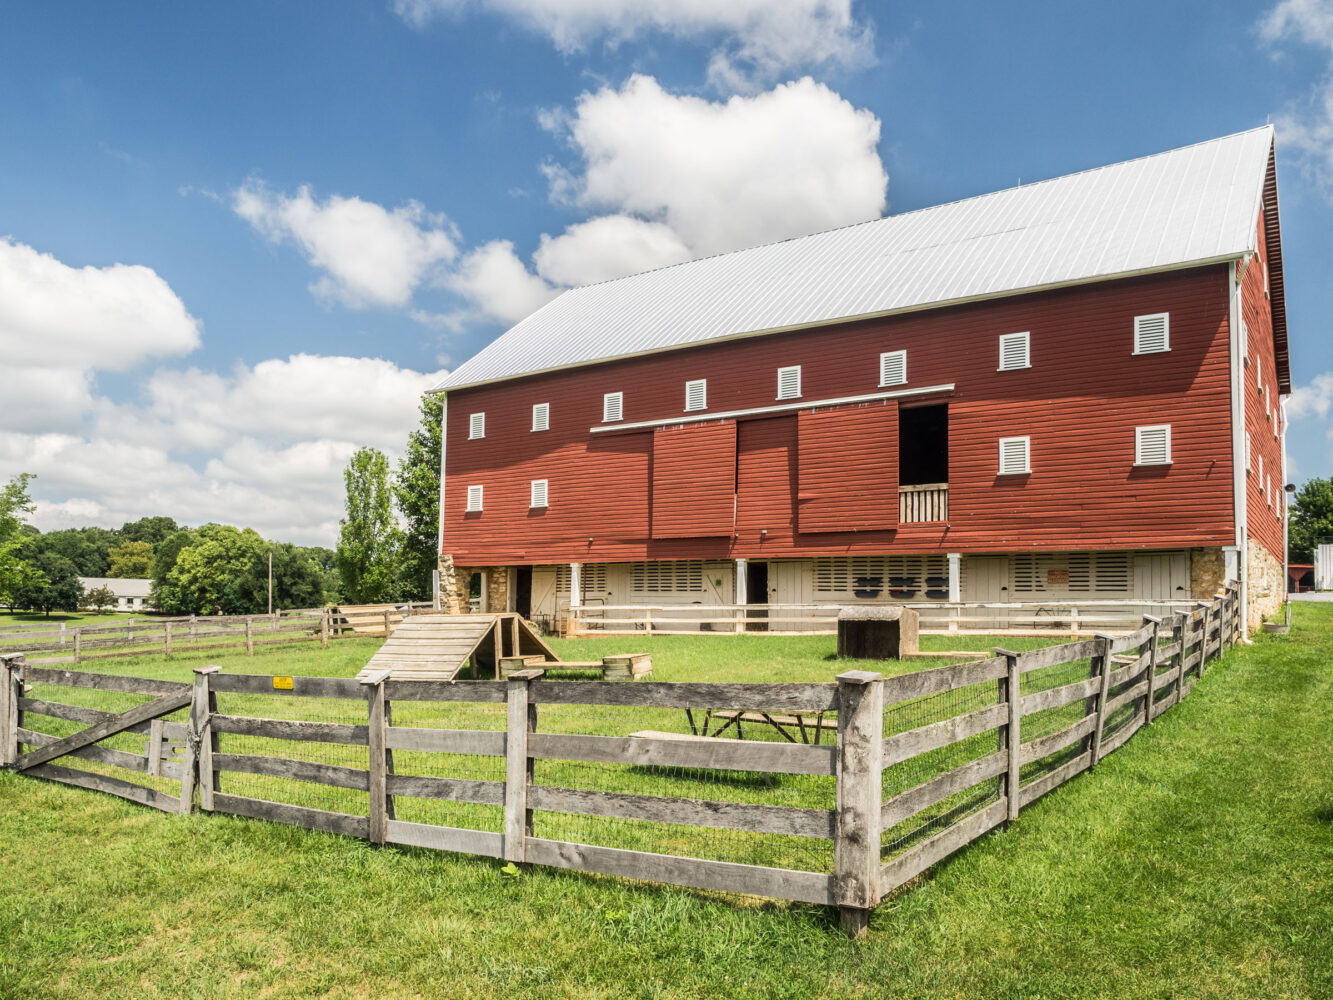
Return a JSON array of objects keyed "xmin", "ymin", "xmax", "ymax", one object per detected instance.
[{"xmin": 267, "ymin": 550, "xmax": 273, "ymax": 615}]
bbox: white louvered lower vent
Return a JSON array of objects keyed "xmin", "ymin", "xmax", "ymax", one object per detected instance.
[
  {"xmin": 685, "ymin": 379, "xmax": 707, "ymax": 411},
  {"xmin": 998, "ymin": 436, "xmax": 1031, "ymax": 475},
  {"xmin": 603, "ymin": 392, "xmax": 623, "ymax": 422},
  {"xmin": 1135, "ymin": 425, "xmax": 1171, "ymax": 465},
  {"xmin": 532, "ymin": 402, "xmax": 550, "ymax": 432},
  {"xmin": 879, "ymin": 350, "xmax": 907, "ymax": 386},
  {"xmin": 998, "ymin": 332, "xmax": 1030, "ymax": 371},
  {"xmin": 469, "ymin": 412, "xmax": 485, "ymax": 439},
  {"xmin": 776, "ymin": 365, "xmax": 802, "ymax": 400},
  {"xmin": 555, "ymin": 563, "xmax": 608, "ymax": 594},
  {"xmin": 1134, "ymin": 312, "xmax": 1170, "ymax": 354},
  {"xmin": 530, "ymin": 479, "xmax": 548, "ymax": 508},
  {"xmin": 466, "ymin": 484, "xmax": 483, "ymax": 512},
  {"xmin": 631, "ymin": 561, "xmax": 704, "ymax": 593},
  {"xmin": 812, "ymin": 555, "xmax": 947, "ymax": 597}
]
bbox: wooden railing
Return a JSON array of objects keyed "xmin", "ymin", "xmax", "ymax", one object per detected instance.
[
  {"xmin": 0, "ymin": 585, "xmax": 1239, "ymax": 938},
  {"xmin": 898, "ymin": 482, "xmax": 948, "ymax": 522}
]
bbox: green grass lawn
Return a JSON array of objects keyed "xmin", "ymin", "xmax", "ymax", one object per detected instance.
[
  {"xmin": 0, "ymin": 609, "xmax": 143, "ymax": 629},
  {"xmin": 1, "ymin": 612, "xmax": 1330, "ymax": 998}
]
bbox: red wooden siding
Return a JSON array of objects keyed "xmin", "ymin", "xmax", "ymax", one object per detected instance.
[
  {"xmin": 797, "ymin": 403, "xmax": 898, "ymax": 532},
  {"xmin": 1242, "ymin": 209, "xmax": 1285, "ymax": 563},
  {"xmin": 651, "ymin": 421, "xmax": 736, "ymax": 538},
  {"xmin": 443, "ymin": 266, "xmax": 1236, "ymax": 565}
]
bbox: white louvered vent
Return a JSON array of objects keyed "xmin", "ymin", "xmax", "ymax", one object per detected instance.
[
  {"xmin": 1133, "ymin": 313, "xmax": 1170, "ymax": 354},
  {"xmin": 603, "ymin": 392, "xmax": 623, "ymax": 423},
  {"xmin": 998, "ymin": 436, "xmax": 1031, "ymax": 475},
  {"xmin": 554, "ymin": 563, "xmax": 607, "ymax": 594},
  {"xmin": 1239, "ymin": 319, "xmax": 1248, "ymax": 360},
  {"xmin": 631, "ymin": 561, "xmax": 704, "ymax": 594},
  {"xmin": 466, "ymin": 485, "xmax": 483, "ymax": 512},
  {"xmin": 530, "ymin": 479, "xmax": 548, "ymax": 508},
  {"xmin": 1135, "ymin": 425, "xmax": 1172, "ymax": 465},
  {"xmin": 1256, "ymin": 355, "xmax": 1262, "ymax": 386},
  {"xmin": 531, "ymin": 402, "xmax": 550, "ymax": 432},
  {"xmin": 1245, "ymin": 432, "xmax": 1252, "ymax": 473},
  {"xmin": 998, "ymin": 332, "xmax": 1030, "ymax": 371},
  {"xmin": 685, "ymin": 379, "xmax": 707, "ymax": 412},
  {"xmin": 776, "ymin": 365, "xmax": 802, "ymax": 400},
  {"xmin": 469, "ymin": 413, "xmax": 485, "ymax": 439},
  {"xmin": 879, "ymin": 350, "xmax": 907, "ymax": 386},
  {"xmin": 812, "ymin": 555, "xmax": 946, "ymax": 597}
]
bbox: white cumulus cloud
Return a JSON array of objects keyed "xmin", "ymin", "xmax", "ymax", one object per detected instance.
[
  {"xmin": 1260, "ymin": 0, "xmax": 1333, "ymax": 195},
  {"xmin": 442, "ymin": 240, "xmax": 561, "ymax": 326},
  {"xmin": 233, "ymin": 181, "xmax": 459, "ymax": 308},
  {"xmin": 533, "ymin": 214, "xmax": 692, "ymax": 287}
]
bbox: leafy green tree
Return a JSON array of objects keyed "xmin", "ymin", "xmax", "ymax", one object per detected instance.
[
  {"xmin": 0, "ymin": 474, "xmax": 39, "ymax": 609},
  {"xmin": 337, "ymin": 447, "xmax": 405, "ymax": 603},
  {"xmin": 82, "ymin": 585, "xmax": 118, "ymax": 613},
  {"xmin": 118, "ymin": 516, "xmax": 180, "ymax": 548},
  {"xmin": 1288, "ymin": 477, "xmax": 1333, "ymax": 563},
  {"xmin": 149, "ymin": 529, "xmax": 199, "ymax": 612},
  {"xmin": 300, "ymin": 545, "xmax": 342, "ymax": 604},
  {"xmin": 27, "ymin": 527, "xmax": 117, "ymax": 576},
  {"xmin": 12, "ymin": 549, "xmax": 83, "ymax": 615},
  {"xmin": 164, "ymin": 524, "xmax": 266, "ymax": 614},
  {"xmin": 394, "ymin": 394, "xmax": 442, "ymax": 600},
  {"xmin": 107, "ymin": 539, "xmax": 155, "ymax": 577},
  {"xmin": 222, "ymin": 543, "xmax": 326, "ymax": 613}
]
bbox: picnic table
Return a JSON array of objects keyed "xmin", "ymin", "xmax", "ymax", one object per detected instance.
[{"xmin": 683, "ymin": 708, "xmax": 835, "ymax": 745}]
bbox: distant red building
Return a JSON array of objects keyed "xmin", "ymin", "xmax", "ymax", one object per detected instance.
[{"xmin": 433, "ymin": 128, "xmax": 1290, "ymax": 633}]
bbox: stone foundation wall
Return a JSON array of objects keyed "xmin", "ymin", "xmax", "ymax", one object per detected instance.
[
  {"xmin": 1190, "ymin": 547, "xmax": 1227, "ymax": 600},
  {"xmin": 436, "ymin": 554, "xmax": 512, "ymax": 614},
  {"xmin": 1246, "ymin": 537, "xmax": 1284, "ymax": 634}
]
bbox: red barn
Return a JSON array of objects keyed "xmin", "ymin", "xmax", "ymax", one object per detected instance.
[{"xmin": 432, "ymin": 127, "xmax": 1290, "ymax": 635}]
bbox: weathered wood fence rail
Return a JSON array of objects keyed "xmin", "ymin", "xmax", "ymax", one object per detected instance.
[{"xmin": 1, "ymin": 586, "xmax": 1238, "ymax": 937}]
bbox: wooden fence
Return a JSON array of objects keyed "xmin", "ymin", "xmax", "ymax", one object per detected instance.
[
  {"xmin": 0, "ymin": 586, "xmax": 1239, "ymax": 937},
  {"xmin": 0, "ymin": 603, "xmax": 434, "ymax": 666}
]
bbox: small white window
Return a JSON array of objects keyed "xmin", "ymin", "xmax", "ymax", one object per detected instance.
[
  {"xmin": 466, "ymin": 485, "xmax": 483, "ymax": 512},
  {"xmin": 1245, "ymin": 432, "xmax": 1252, "ymax": 473},
  {"xmin": 998, "ymin": 436, "xmax": 1031, "ymax": 475},
  {"xmin": 530, "ymin": 479, "xmax": 548, "ymax": 508},
  {"xmin": 1239, "ymin": 319, "xmax": 1248, "ymax": 361},
  {"xmin": 1133, "ymin": 313, "xmax": 1170, "ymax": 354},
  {"xmin": 879, "ymin": 350, "xmax": 908, "ymax": 386},
  {"xmin": 777, "ymin": 365, "xmax": 802, "ymax": 400},
  {"xmin": 1135, "ymin": 425, "xmax": 1172, "ymax": 466},
  {"xmin": 468, "ymin": 413, "xmax": 485, "ymax": 440},
  {"xmin": 998, "ymin": 332, "xmax": 1030, "ymax": 371},
  {"xmin": 603, "ymin": 392, "xmax": 623, "ymax": 423},
  {"xmin": 685, "ymin": 379, "xmax": 707, "ymax": 412},
  {"xmin": 531, "ymin": 402, "xmax": 550, "ymax": 432}
]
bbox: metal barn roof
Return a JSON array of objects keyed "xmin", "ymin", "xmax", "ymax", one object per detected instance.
[{"xmin": 440, "ymin": 127, "xmax": 1281, "ymax": 392}]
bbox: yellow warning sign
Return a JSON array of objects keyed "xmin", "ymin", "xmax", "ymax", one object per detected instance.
[{"xmin": 273, "ymin": 676, "xmax": 294, "ymax": 691}]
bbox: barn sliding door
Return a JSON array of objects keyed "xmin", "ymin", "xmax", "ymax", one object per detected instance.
[
  {"xmin": 797, "ymin": 403, "xmax": 899, "ymax": 533},
  {"xmin": 651, "ymin": 420, "xmax": 737, "ymax": 539}
]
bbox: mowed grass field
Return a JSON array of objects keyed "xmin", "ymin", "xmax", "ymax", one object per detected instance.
[{"xmin": 1, "ymin": 612, "xmax": 1330, "ymax": 998}]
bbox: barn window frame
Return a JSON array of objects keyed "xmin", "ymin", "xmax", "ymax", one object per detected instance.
[
  {"xmin": 684, "ymin": 379, "xmax": 707, "ymax": 412},
  {"xmin": 997, "ymin": 436, "xmax": 1031, "ymax": 476},
  {"xmin": 466, "ymin": 484, "xmax": 484, "ymax": 512},
  {"xmin": 776, "ymin": 365, "xmax": 802, "ymax": 400},
  {"xmin": 468, "ymin": 412, "xmax": 485, "ymax": 440},
  {"xmin": 603, "ymin": 391, "xmax": 624, "ymax": 423},
  {"xmin": 1134, "ymin": 424, "xmax": 1172, "ymax": 466},
  {"xmin": 879, "ymin": 350, "xmax": 907, "ymax": 387},
  {"xmin": 1132, "ymin": 312, "xmax": 1170, "ymax": 355}
]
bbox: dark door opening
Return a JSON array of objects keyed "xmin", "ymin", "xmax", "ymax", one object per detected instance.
[
  {"xmin": 899, "ymin": 403, "xmax": 948, "ymax": 485},
  {"xmin": 746, "ymin": 561, "xmax": 769, "ymax": 632},
  {"xmin": 515, "ymin": 566, "xmax": 533, "ymax": 619}
]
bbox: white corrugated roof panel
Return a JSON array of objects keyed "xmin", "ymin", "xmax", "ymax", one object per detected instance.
[{"xmin": 439, "ymin": 127, "xmax": 1273, "ymax": 391}]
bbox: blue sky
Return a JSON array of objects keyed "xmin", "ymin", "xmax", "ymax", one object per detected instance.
[{"xmin": 2, "ymin": 0, "xmax": 1331, "ymax": 545}]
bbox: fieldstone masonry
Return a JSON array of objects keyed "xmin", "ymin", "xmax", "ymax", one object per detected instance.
[{"xmin": 1246, "ymin": 538, "xmax": 1284, "ymax": 633}]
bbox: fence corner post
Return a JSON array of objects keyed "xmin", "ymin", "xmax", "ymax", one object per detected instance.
[
  {"xmin": 993, "ymin": 648, "xmax": 1021, "ymax": 824},
  {"xmin": 834, "ymin": 669, "xmax": 883, "ymax": 938},
  {"xmin": 1142, "ymin": 616, "xmax": 1161, "ymax": 725},
  {"xmin": 361, "ymin": 668, "xmax": 392, "ymax": 844},
  {"xmin": 183, "ymin": 666, "xmax": 220, "ymax": 814},
  {"xmin": 504, "ymin": 668, "xmax": 544, "ymax": 865},
  {"xmin": 1089, "ymin": 633, "xmax": 1116, "ymax": 766},
  {"xmin": 1, "ymin": 653, "xmax": 26, "ymax": 766}
]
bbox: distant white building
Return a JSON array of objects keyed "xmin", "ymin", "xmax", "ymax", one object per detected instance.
[
  {"xmin": 79, "ymin": 577, "xmax": 154, "ymax": 612},
  {"xmin": 1315, "ymin": 546, "xmax": 1333, "ymax": 592}
]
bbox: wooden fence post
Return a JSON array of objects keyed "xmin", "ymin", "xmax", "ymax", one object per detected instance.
[
  {"xmin": 73, "ymin": 630, "xmax": 81, "ymax": 664},
  {"xmin": 993, "ymin": 649, "xmax": 1021, "ymax": 825},
  {"xmin": 190, "ymin": 615, "xmax": 198, "ymax": 644},
  {"xmin": 834, "ymin": 670, "xmax": 883, "ymax": 938},
  {"xmin": 1089, "ymin": 633, "xmax": 1115, "ymax": 766},
  {"xmin": 1, "ymin": 653, "xmax": 25, "ymax": 765},
  {"xmin": 504, "ymin": 668, "xmax": 544, "ymax": 864},
  {"xmin": 245, "ymin": 619, "xmax": 254, "ymax": 656},
  {"xmin": 1142, "ymin": 616, "xmax": 1161, "ymax": 725},
  {"xmin": 320, "ymin": 608, "xmax": 329, "ymax": 649},
  {"xmin": 1169, "ymin": 613, "xmax": 1186, "ymax": 709},
  {"xmin": 164, "ymin": 622, "xmax": 173, "ymax": 660},
  {"xmin": 383, "ymin": 608, "xmax": 391, "ymax": 638},
  {"xmin": 361, "ymin": 669, "xmax": 392, "ymax": 844}
]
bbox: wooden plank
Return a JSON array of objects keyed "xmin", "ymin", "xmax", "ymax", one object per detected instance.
[
  {"xmin": 881, "ymin": 703, "xmax": 1007, "ymax": 767},
  {"xmin": 384, "ymin": 726, "xmax": 506, "ymax": 755},
  {"xmin": 385, "ymin": 775, "xmax": 504, "ymax": 804},
  {"xmin": 14, "ymin": 689, "xmax": 193, "ymax": 772},
  {"xmin": 1098, "ymin": 714, "xmax": 1144, "ymax": 756},
  {"xmin": 382, "ymin": 680, "xmax": 507, "ymax": 702},
  {"xmin": 1000, "ymin": 651, "xmax": 1021, "ymax": 823},
  {"xmin": 23, "ymin": 667, "xmax": 190, "ymax": 695},
  {"xmin": 17, "ymin": 726, "xmax": 184, "ymax": 779},
  {"xmin": 210, "ymin": 715, "xmax": 368, "ymax": 746},
  {"xmin": 880, "ymin": 657, "xmax": 1005, "ymax": 704},
  {"xmin": 881, "ymin": 750, "xmax": 1007, "ymax": 830},
  {"xmin": 528, "ymin": 680, "xmax": 838, "ymax": 712},
  {"xmin": 211, "ymin": 793, "xmax": 370, "ymax": 839},
  {"xmin": 1104, "ymin": 678, "xmax": 1150, "ymax": 717},
  {"xmin": 1017, "ymin": 715, "xmax": 1097, "ymax": 765},
  {"xmin": 384, "ymin": 819, "xmax": 504, "ymax": 858},
  {"xmin": 18, "ymin": 697, "xmax": 118, "ymax": 726},
  {"xmin": 1014, "ymin": 639, "xmax": 1101, "ymax": 673},
  {"xmin": 527, "ymin": 784, "xmax": 834, "ymax": 838},
  {"xmin": 878, "ymin": 798, "xmax": 1007, "ymax": 895},
  {"xmin": 24, "ymin": 762, "xmax": 181, "ymax": 813},
  {"xmin": 366, "ymin": 677, "xmax": 388, "ymax": 844},
  {"xmin": 1088, "ymin": 635, "xmax": 1115, "ymax": 766},
  {"xmin": 209, "ymin": 674, "xmax": 364, "ymax": 699},
  {"xmin": 212, "ymin": 753, "xmax": 370, "ymax": 790},
  {"xmin": 528, "ymin": 732, "xmax": 836, "ymax": 775},
  {"xmin": 1017, "ymin": 676, "xmax": 1101, "ymax": 716},
  {"xmin": 833, "ymin": 671, "xmax": 882, "ymax": 926},
  {"xmin": 524, "ymin": 837, "xmax": 835, "ymax": 905},
  {"xmin": 1017, "ymin": 750, "xmax": 1091, "ymax": 808},
  {"xmin": 1106, "ymin": 651, "xmax": 1150, "ymax": 688},
  {"xmin": 504, "ymin": 671, "xmax": 538, "ymax": 862}
]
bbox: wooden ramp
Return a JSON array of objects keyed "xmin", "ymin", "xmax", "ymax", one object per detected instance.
[{"xmin": 356, "ymin": 613, "xmax": 557, "ymax": 682}]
